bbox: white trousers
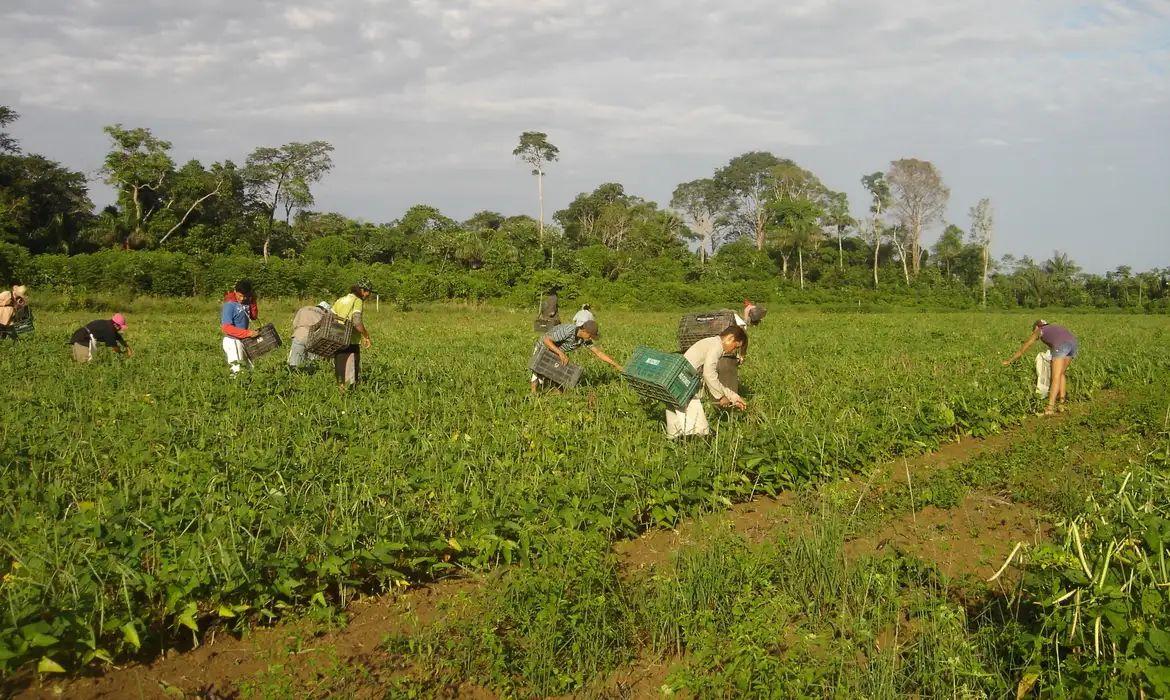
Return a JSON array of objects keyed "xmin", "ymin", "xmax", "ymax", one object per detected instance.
[
  {"xmin": 665, "ymin": 398, "xmax": 710, "ymax": 438},
  {"xmin": 222, "ymin": 337, "xmax": 251, "ymax": 374}
]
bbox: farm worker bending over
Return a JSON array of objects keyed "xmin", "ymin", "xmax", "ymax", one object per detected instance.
[
  {"xmin": 288, "ymin": 301, "xmax": 331, "ymax": 370},
  {"xmin": 332, "ymin": 281, "xmax": 373, "ymax": 387},
  {"xmin": 221, "ymin": 279, "xmax": 260, "ymax": 375},
  {"xmin": 1003, "ymin": 319, "xmax": 1078, "ymax": 416},
  {"xmin": 666, "ymin": 326, "xmax": 748, "ymax": 438},
  {"xmin": 717, "ymin": 311, "xmax": 754, "ymax": 394},
  {"xmin": 70, "ymin": 313, "xmax": 131, "ymax": 362},
  {"xmin": 530, "ymin": 319, "xmax": 622, "ymax": 393},
  {"xmin": 573, "ymin": 303, "xmax": 594, "ymax": 326},
  {"xmin": 539, "ymin": 290, "xmax": 560, "ymax": 325},
  {"xmin": 0, "ymin": 284, "xmax": 28, "ymax": 342},
  {"xmin": 742, "ymin": 298, "xmax": 767, "ymax": 326}
]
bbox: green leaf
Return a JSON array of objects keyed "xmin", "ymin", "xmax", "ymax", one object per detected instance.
[
  {"xmin": 121, "ymin": 622, "xmax": 141, "ymax": 650},
  {"xmin": 27, "ymin": 633, "xmax": 58, "ymax": 648},
  {"xmin": 37, "ymin": 656, "xmax": 66, "ymax": 674}
]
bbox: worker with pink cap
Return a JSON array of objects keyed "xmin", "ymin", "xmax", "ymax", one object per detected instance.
[{"xmin": 69, "ymin": 313, "xmax": 133, "ymax": 363}]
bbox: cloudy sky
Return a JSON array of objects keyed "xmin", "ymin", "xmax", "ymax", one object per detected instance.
[{"xmin": 1, "ymin": 0, "xmax": 1167, "ymax": 271}]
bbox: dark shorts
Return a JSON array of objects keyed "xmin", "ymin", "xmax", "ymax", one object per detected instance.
[
  {"xmin": 335, "ymin": 345, "xmax": 360, "ymax": 384},
  {"xmin": 1051, "ymin": 341, "xmax": 1078, "ymax": 359},
  {"xmin": 716, "ymin": 356, "xmax": 740, "ymax": 394}
]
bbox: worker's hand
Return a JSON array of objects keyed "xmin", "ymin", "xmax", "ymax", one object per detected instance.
[
  {"xmin": 361, "ymin": 336, "xmax": 372, "ymax": 349},
  {"xmin": 248, "ymin": 330, "xmax": 261, "ymax": 338},
  {"xmin": 732, "ymin": 397, "xmax": 747, "ymax": 411},
  {"xmin": 1001, "ymin": 358, "xmax": 1013, "ymax": 366},
  {"xmin": 125, "ymin": 348, "xmax": 134, "ymax": 358},
  {"xmin": 737, "ymin": 357, "xmax": 745, "ymax": 366},
  {"xmin": 609, "ymin": 360, "xmax": 623, "ymax": 372},
  {"xmin": 557, "ymin": 351, "xmax": 570, "ymax": 366}
]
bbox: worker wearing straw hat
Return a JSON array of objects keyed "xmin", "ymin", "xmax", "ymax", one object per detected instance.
[
  {"xmin": 288, "ymin": 301, "xmax": 332, "ymax": 370},
  {"xmin": 70, "ymin": 313, "xmax": 132, "ymax": 362}
]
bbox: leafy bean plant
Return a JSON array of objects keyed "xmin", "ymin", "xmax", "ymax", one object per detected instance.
[
  {"xmin": 0, "ymin": 306, "xmax": 1166, "ymax": 675},
  {"xmin": 1005, "ymin": 393, "xmax": 1170, "ymax": 697}
]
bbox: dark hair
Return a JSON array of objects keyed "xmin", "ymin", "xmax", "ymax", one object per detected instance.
[
  {"xmin": 235, "ymin": 279, "xmax": 255, "ymax": 296},
  {"xmin": 581, "ymin": 303, "xmax": 591, "ymax": 310},
  {"xmin": 720, "ymin": 325, "xmax": 748, "ymax": 353}
]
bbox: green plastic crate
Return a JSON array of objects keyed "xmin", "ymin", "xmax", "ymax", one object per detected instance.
[{"xmin": 622, "ymin": 345, "xmax": 701, "ymax": 410}]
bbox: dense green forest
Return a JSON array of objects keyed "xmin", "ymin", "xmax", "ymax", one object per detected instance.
[{"xmin": 0, "ymin": 107, "xmax": 1165, "ymax": 310}]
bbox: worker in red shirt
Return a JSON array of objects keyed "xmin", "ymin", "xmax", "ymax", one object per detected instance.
[{"xmin": 220, "ymin": 279, "xmax": 260, "ymax": 375}]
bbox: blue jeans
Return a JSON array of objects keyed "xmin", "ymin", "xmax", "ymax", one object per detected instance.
[{"xmin": 1051, "ymin": 341, "xmax": 1078, "ymax": 359}]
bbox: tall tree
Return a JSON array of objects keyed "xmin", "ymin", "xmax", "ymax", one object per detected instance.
[
  {"xmin": 512, "ymin": 131, "xmax": 559, "ymax": 245},
  {"xmin": 968, "ymin": 198, "xmax": 993, "ymax": 307},
  {"xmin": 243, "ymin": 141, "xmax": 334, "ymax": 261},
  {"xmin": 157, "ymin": 160, "xmax": 226, "ymax": 246},
  {"xmin": 932, "ymin": 224, "xmax": 965, "ymax": 279},
  {"xmin": 766, "ymin": 196, "xmax": 823, "ymax": 288},
  {"xmin": 886, "ymin": 158, "xmax": 949, "ymax": 276},
  {"xmin": 861, "ymin": 171, "xmax": 891, "ymax": 288},
  {"xmin": 0, "ymin": 106, "xmax": 20, "ymax": 154},
  {"xmin": 101, "ymin": 124, "xmax": 175, "ymax": 247},
  {"xmin": 824, "ymin": 191, "xmax": 853, "ymax": 270},
  {"xmin": 713, "ymin": 151, "xmax": 781, "ymax": 250},
  {"xmin": 670, "ymin": 178, "xmax": 727, "ymax": 263}
]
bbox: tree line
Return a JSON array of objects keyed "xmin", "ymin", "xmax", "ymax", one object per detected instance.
[{"xmin": 0, "ymin": 109, "xmax": 1165, "ymax": 310}]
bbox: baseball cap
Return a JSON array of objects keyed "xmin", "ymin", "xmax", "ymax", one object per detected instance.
[
  {"xmin": 580, "ymin": 319, "xmax": 599, "ymax": 339},
  {"xmin": 1033, "ymin": 319, "xmax": 1049, "ymax": 328},
  {"xmin": 112, "ymin": 313, "xmax": 127, "ymax": 329},
  {"xmin": 357, "ymin": 279, "xmax": 376, "ymax": 294},
  {"xmin": 317, "ymin": 301, "xmax": 332, "ymax": 311}
]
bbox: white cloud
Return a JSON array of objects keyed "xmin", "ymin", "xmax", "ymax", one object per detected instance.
[
  {"xmin": 0, "ymin": 0, "xmax": 1166, "ymax": 270},
  {"xmin": 284, "ymin": 6, "xmax": 336, "ymax": 30}
]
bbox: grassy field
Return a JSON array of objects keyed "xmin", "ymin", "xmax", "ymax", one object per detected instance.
[{"xmin": 1, "ymin": 303, "xmax": 1168, "ymax": 693}]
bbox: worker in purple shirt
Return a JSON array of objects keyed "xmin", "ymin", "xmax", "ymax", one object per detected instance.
[{"xmin": 1002, "ymin": 319, "xmax": 1078, "ymax": 416}]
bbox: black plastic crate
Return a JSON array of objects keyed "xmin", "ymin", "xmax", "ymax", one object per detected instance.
[
  {"xmin": 241, "ymin": 323, "xmax": 282, "ymax": 360},
  {"xmin": 677, "ymin": 309, "xmax": 737, "ymax": 352},
  {"xmin": 306, "ymin": 312, "xmax": 353, "ymax": 356},
  {"xmin": 528, "ymin": 343, "xmax": 583, "ymax": 388},
  {"xmin": 11, "ymin": 306, "xmax": 33, "ymax": 335}
]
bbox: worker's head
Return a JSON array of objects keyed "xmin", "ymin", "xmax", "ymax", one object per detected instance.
[
  {"xmin": 1033, "ymin": 319, "xmax": 1049, "ymax": 330},
  {"xmin": 719, "ymin": 325, "xmax": 748, "ymax": 354},
  {"xmin": 581, "ymin": 303, "xmax": 591, "ymax": 311},
  {"xmin": 317, "ymin": 301, "xmax": 332, "ymax": 311},
  {"xmin": 352, "ymin": 280, "xmax": 375, "ymax": 299},
  {"xmin": 235, "ymin": 279, "xmax": 255, "ymax": 300},
  {"xmin": 577, "ymin": 319, "xmax": 600, "ymax": 342},
  {"xmin": 747, "ymin": 305, "xmax": 767, "ymax": 325},
  {"xmin": 111, "ymin": 313, "xmax": 127, "ymax": 330}
]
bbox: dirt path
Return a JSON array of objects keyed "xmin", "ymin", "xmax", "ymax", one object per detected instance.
[{"xmin": 10, "ymin": 407, "xmax": 1086, "ymax": 699}]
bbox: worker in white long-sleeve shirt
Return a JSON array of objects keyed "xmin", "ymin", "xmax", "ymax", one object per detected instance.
[{"xmin": 666, "ymin": 325, "xmax": 748, "ymax": 438}]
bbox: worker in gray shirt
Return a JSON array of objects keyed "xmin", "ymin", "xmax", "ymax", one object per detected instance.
[
  {"xmin": 530, "ymin": 319, "xmax": 622, "ymax": 392},
  {"xmin": 288, "ymin": 301, "xmax": 331, "ymax": 370}
]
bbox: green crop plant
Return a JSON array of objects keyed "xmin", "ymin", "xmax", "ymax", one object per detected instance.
[{"xmin": 0, "ymin": 305, "xmax": 1166, "ymax": 676}]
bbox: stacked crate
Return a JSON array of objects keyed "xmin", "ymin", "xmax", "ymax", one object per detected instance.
[
  {"xmin": 622, "ymin": 345, "xmax": 701, "ymax": 410},
  {"xmin": 676, "ymin": 309, "xmax": 737, "ymax": 353},
  {"xmin": 306, "ymin": 312, "xmax": 354, "ymax": 356}
]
